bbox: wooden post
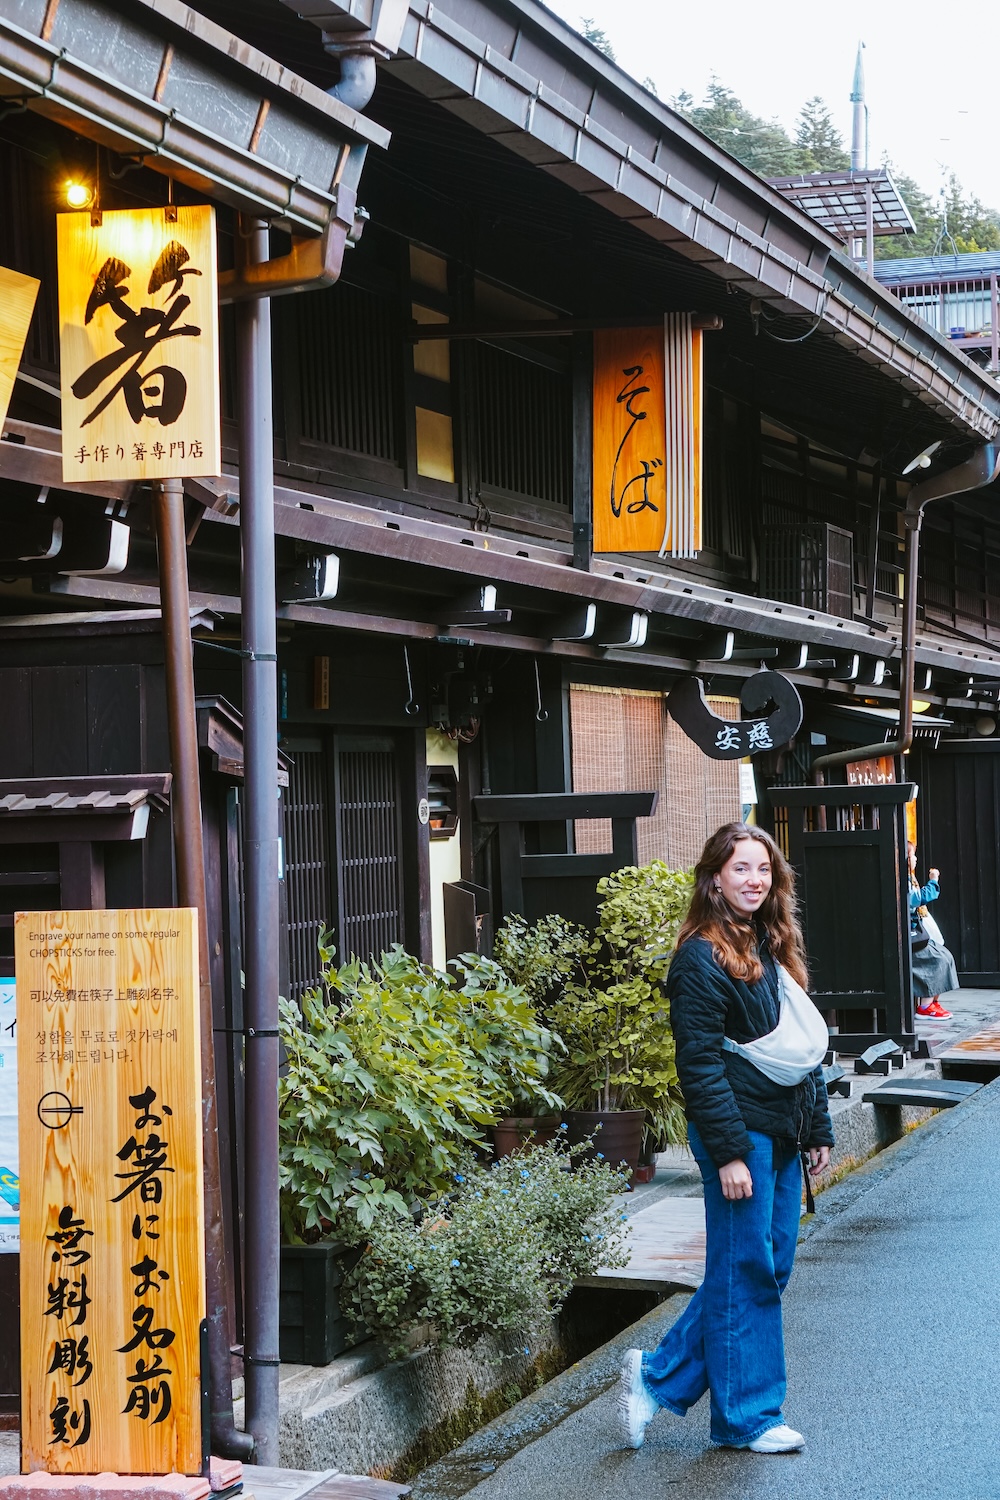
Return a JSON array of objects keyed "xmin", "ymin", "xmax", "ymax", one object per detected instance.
[{"xmin": 572, "ymin": 333, "xmax": 593, "ymax": 571}]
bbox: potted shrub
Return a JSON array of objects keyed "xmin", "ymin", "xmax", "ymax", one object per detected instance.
[
  {"xmin": 342, "ymin": 1135, "xmax": 631, "ymax": 1358},
  {"xmin": 278, "ymin": 935, "xmax": 561, "ymax": 1362},
  {"xmin": 495, "ymin": 861, "xmax": 693, "ymax": 1179}
]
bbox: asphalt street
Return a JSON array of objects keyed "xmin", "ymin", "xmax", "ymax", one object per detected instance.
[{"xmin": 412, "ymin": 1078, "xmax": 1000, "ymax": 1500}]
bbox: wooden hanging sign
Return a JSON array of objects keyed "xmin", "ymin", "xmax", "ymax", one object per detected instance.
[
  {"xmin": 666, "ymin": 671, "xmax": 803, "ymax": 760},
  {"xmin": 57, "ymin": 206, "xmax": 221, "ymax": 485},
  {"xmin": 0, "ymin": 264, "xmax": 40, "ymax": 435},
  {"xmin": 15, "ymin": 909, "xmax": 205, "ymax": 1475},
  {"xmin": 592, "ymin": 315, "xmax": 702, "ymax": 557}
]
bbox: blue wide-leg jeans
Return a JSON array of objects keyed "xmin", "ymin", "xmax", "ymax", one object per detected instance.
[{"xmin": 641, "ymin": 1122, "xmax": 802, "ymax": 1446}]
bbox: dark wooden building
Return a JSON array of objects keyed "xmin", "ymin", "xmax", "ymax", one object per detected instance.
[{"xmin": 3, "ymin": 0, "xmax": 1000, "ymax": 1408}]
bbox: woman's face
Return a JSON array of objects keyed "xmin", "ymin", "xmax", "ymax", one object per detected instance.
[{"xmin": 716, "ymin": 837, "xmax": 773, "ymax": 917}]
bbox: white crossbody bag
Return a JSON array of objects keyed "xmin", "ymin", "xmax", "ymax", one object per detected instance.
[{"xmin": 721, "ymin": 964, "xmax": 828, "ymax": 1088}]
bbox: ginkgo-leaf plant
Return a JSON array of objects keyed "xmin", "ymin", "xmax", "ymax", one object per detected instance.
[{"xmin": 494, "ymin": 862, "xmax": 694, "ymax": 1145}]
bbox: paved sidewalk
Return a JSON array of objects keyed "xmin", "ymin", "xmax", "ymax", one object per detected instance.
[
  {"xmin": 589, "ymin": 986, "xmax": 1000, "ymax": 1297},
  {"xmin": 411, "ymin": 1076, "xmax": 1000, "ymax": 1500}
]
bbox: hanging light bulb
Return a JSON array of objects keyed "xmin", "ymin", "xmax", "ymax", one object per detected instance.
[{"xmin": 64, "ymin": 180, "xmax": 94, "ymax": 209}]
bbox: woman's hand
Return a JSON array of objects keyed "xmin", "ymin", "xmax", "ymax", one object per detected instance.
[
  {"xmin": 807, "ymin": 1146, "xmax": 831, "ymax": 1176},
  {"xmin": 718, "ymin": 1159, "xmax": 753, "ymax": 1200},
  {"xmin": 929, "ymin": 867, "xmax": 940, "ymax": 883}
]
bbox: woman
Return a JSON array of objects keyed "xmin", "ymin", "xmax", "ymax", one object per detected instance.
[
  {"xmin": 618, "ymin": 823, "xmax": 833, "ymax": 1455},
  {"xmin": 908, "ymin": 844, "xmax": 959, "ymax": 1020}
]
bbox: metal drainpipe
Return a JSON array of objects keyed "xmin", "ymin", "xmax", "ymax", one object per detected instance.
[
  {"xmin": 327, "ymin": 50, "xmax": 377, "ymax": 110},
  {"xmin": 813, "ymin": 444, "xmax": 1000, "ymax": 779},
  {"xmin": 236, "ymin": 219, "xmax": 282, "ymax": 1465},
  {"xmin": 151, "ymin": 479, "xmax": 254, "ymax": 1461}
]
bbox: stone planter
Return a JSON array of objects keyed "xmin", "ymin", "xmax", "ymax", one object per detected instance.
[
  {"xmin": 491, "ymin": 1114, "xmax": 562, "ymax": 1157},
  {"xmin": 279, "ymin": 1241, "xmax": 365, "ymax": 1366},
  {"xmin": 563, "ymin": 1108, "xmax": 646, "ymax": 1181}
]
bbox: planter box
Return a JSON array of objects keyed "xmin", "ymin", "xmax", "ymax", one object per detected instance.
[
  {"xmin": 563, "ymin": 1108, "xmax": 645, "ymax": 1181},
  {"xmin": 279, "ymin": 1241, "xmax": 364, "ymax": 1366},
  {"xmin": 491, "ymin": 1114, "xmax": 561, "ymax": 1157}
]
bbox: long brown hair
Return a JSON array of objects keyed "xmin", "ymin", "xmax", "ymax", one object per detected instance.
[{"xmin": 676, "ymin": 823, "xmax": 808, "ymax": 988}]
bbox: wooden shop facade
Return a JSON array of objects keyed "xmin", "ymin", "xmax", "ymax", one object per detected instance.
[{"xmin": 4, "ymin": 0, "xmax": 1000, "ymax": 1411}]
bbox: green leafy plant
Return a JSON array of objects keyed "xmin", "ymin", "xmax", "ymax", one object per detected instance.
[
  {"xmin": 494, "ymin": 862, "xmax": 694, "ymax": 1145},
  {"xmin": 342, "ymin": 1134, "xmax": 630, "ymax": 1356},
  {"xmin": 278, "ymin": 936, "xmax": 562, "ymax": 1242}
]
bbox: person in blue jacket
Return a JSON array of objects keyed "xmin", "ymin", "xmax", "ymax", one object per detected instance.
[
  {"xmin": 908, "ymin": 843, "xmax": 959, "ymax": 1019},
  {"xmin": 618, "ymin": 822, "xmax": 833, "ymax": 1456}
]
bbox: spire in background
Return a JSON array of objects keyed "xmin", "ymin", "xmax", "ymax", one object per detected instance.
[{"xmin": 850, "ymin": 41, "xmax": 866, "ymax": 171}]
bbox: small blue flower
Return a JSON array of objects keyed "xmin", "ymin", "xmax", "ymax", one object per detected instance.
[
  {"xmin": 500, "ymin": 1188, "xmax": 510, "ymax": 1195},
  {"xmin": 407, "ymin": 1263, "xmax": 415, "ymax": 1271},
  {"xmin": 450, "ymin": 1258, "xmax": 461, "ymax": 1267},
  {"xmin": 582, "ymin": 1235, "xmax": 590, "ymax": 1242},
  {"xmin": 620, "ymin": 1213, "xmax": 628, "ymax": 1221},
  {"xmin": 596, "ymin": 1152, "xmax": 605, "ymax": 1160},
  {"xmin": 559, "ymin": 1123, "xmax": 568, "ymax": 1131},
  {"xmin": 519, "ymin": 1168, "xmax": 530, "ymax": 1179},
  {"xmin": 596, "ymin": 1234, "xmax": 604, "ymax": 1241},
  {"xmin": 522, "ymin": 1347, "xmax": 530, "ymax": 1355},
  {"xmin": 454, "ymin": 1173, "xmax": 466, "ymax": 1183}
]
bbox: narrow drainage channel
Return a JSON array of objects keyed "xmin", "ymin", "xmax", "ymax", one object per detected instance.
[{"xmin": 388, "ymin": 1283, "xmax": 677, "ymax": 1486}]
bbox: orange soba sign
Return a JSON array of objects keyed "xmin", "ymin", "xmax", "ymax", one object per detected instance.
[
  {"xmin": 15, "ymin": 910, "xmax": 204, "ymax": 1475},
  {"xmin": 592, "ymin": 314, "xmax": 703, "ymax": 557}
]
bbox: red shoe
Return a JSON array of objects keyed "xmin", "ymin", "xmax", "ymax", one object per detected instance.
[{"xmin": 916, "ymin": 998, "xmax": 952, "ymax": 1019}]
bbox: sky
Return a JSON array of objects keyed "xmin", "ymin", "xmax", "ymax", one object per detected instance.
[{"xmin": 542, "ymin": 0, "xmax": 1000, "ymax": 210}]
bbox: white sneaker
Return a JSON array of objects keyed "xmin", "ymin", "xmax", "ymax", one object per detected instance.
[
  {"xmin": 745, "ymin": 1424, "xmax": 805, "ymax": 1453},
  {"xmin": 617, "ymin": 1348, "xmax": 659, "ymax": 1448}
]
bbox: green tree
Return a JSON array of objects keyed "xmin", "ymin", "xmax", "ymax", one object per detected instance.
[
  {"xmin": 676, "ymin": 80, "xmax": 802, "ymax": 178},
  {"xmin": 580, "ymin": 16, "xmax": 615, "ymax": 61},
  {"xmin": 794, "ymin": 96, "xmax": 849, "ymax": 172},
  {"xmin": 874, "ymin": 169, "xmax": 1000, "ymax": 260}
]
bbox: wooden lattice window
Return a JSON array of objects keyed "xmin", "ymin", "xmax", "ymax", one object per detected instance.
[
  {"xmin": 289, "ymin": 281, "xmax": 403, "ymax": 463},
  {"xmin": 475, "ymin": 342, "xmax": 572, "ymax": 507},
  {"xmin": 334, "ymin": 735, "xmax": 404, "ymax": 963},
  {"xmin": 283, "ymin": 748, "xmax": 332, "ymax": 1001}
]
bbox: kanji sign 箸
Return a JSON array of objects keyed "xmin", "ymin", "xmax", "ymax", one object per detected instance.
[
  {"xmin": 16, "ymin": 910, "xmax": 204, "ymax": 1475},
  {"xmin": 57, "ymin": 207, "xmax": 220, "ymax": 485}
]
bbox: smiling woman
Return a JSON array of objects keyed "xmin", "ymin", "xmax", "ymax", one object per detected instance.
[{"xmin": 616, "ymin": 821, "xmax": 833, "ymax": 1456}]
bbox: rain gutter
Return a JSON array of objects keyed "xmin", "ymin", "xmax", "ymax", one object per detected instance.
[{"xmin": 0, "ymin": 0, "xmax": 388, "ymax": 236}]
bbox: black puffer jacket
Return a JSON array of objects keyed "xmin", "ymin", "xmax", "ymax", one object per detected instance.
[{"xmin": 667, "ymin": 932, "xmax": 834, "ymax": 1167}]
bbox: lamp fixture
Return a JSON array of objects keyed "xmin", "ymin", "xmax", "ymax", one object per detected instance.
[
  {"xmin": 64, "ymin": 179, "xmax": 95, "ymax": 209},
  {"xmin": 901, "ymin": 440, "xmax": 942, "ymax": 476}
]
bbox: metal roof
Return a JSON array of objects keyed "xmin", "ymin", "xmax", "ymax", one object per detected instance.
[
  {"xmin": 875, "ymin": 251, "xmax": 1000, "ymax": 286},
  {"xmin": 765, "ymin": 169, "xmax": 916, "ymax": 240},
  {"xmin": 0, "ymin": 0, "xmax": 388, "ymax": 234}
]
